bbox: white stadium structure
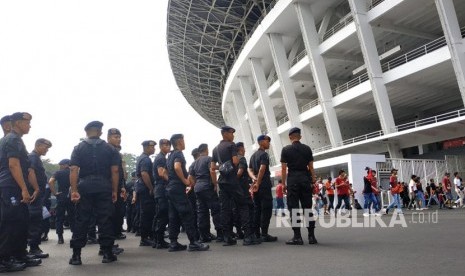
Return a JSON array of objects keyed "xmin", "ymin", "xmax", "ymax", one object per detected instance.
[{"xmin": 167, "ymin": 0, "xmax": 465, "ymax": 202}]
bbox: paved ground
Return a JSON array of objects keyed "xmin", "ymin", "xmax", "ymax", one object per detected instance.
[{"xmin": 13, "ymin": 208, "xmax": 465, "ymax": 276}]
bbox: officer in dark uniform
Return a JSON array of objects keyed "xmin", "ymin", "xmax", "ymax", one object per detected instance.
[
  {"xmin": 49, "ymin": 158, "xmax": 74, "ymax": 244},
  {"xmin": 0, "ymin": 115, "xmax": 12, "ymax": 136},
  {"xmin": 233, "ymin": 142, "xmax": 253, "ymax": 240},
  {"xmin": 135, "ymin": 140, "xmax": 157, "ymax": 246},
  {"xmin": 28, "ymin": 138, "xmax": 53, "ymax": 258},
  {"xmin": 166, "ymin": 134, "xmax": 208, "ymax": 252},
  {"xmin": 0, "ymin": 112, "xmax": 41, "ymax": 271},
  {"xmin": 211, "ymin": 126, "xmax": 258, "ymax": 246},
  {"xmin": 152, "ymin": 139, "xmax": 171, "ymax": 249},
  {"xmin": 188, "ymin": 143, "xmax": 222, "ymax": 243},
  {"xmin": 280, "ymin": 127, "xmax": 317, "ymax": 245},
  {"xmin": 186, "ymin": 148, "xmax": 200, "ymax": 240},
  {"xmin": 248, "ymin": 135, "xmax": 277, "ymax": 242},
  {"xmin": 124, "ymin": 171, "xmax": 136, "ymax": 233},
  {"xmin": 69, "ymin": 121, "xmax": 120, "ymax": 265}
]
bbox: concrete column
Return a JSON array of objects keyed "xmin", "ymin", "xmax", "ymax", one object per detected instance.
[
  {"xmin": 249, "ymin": 57, "xmax": 283, "ymax": 159},
  {"xmin": 348, "ymin": 0, "xmax": 396, "ymax": 134},
  {"xmin": 294, "ymin": 2, "xmax": 343, "ymax": 147},
  {"xmin": 435, "ymin": 0, "xmax": 465, "ymax": 106},
  {"xmin": 232, "ymin": 90, "xmax": 253, "ymax": 149},
  {"xmin": 268, "ymin": 33, "xmax": 308, "ymax": 144},
  {"xmin": 238, "ymin": 76, "xmax": 262, "ymax": 140},
  {"xmin": 387, "ymin": 143, "xmax": 403, "ymax": 159}
]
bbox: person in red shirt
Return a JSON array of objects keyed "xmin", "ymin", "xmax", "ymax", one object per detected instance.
[
  {"xmin": 334, "ymin": 170, "xmax": 351, "ymax": 216},
  {"xmin": 325, "ymin": 177, "xmax": 334, "ymax": 214},
  {"xmin": 275, "ymin": 180, "xmax": 286, "ymax": 216},
  {"xmin": 442, "ymin": 172, "xmax": 453, "ymax": 209},
  {"xmin": 385, "ymin": 168, "xmax": 403, "ymax": 214}
]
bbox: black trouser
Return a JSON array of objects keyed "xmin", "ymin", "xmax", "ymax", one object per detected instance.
[
  {"xmin": 0, "ymin": 188, "xmax": 29, "ymax": 260},
  {"xmin": 218, "ymin": 175, "xmax": 252, "ymax": 239},
  {"xmin": 287, "ymin": 172, "xmax": 315, "ymax": 237},
  {"xmin": 167, "ymin": 185, "xmax": 197, "ymax": 243},
  {"xmin": 233, "ymin": 183, "xmax": 253, "ymax": 234},
  {"xmin": 335, "ymin": 194, "xmax": 351, "ymax": 211},
  {"xmin": 111, "ymin": 191, "xmax": 125, "ymax": 235},
  {"xmin": 187, "ymin": 190, "xmax": 199, "ymax": 240},
  {"xmin": 70, "ymin": 191, "xmax": 114, "ymax": 250},
  {"xmin": 56, "ymin": 195, "xmax": 75, "ymax": 235},
  {"xmin": 87, "ymin": 215, "xmax": 97, "ymax": 240},
  {"xmin": 327, "ymin": 195, "xmax": 335, "ymax": 211},
  {"xmin": 125, "ymin": 199, "xmax": 135, "ymax": 232},
  {"xmin": 153, "ymin": 195, "xmax": 169, "ymax": 242},
  {"xmin": 137, "ymin": 189, "xmax": 155, "ymax": 240},
  {"xmin": 196, "ymin": 188, "xmax": 222, "ymax": 238},
  {"xmin": 252, "ymin": 185, "xmax": 273, "ymax": 236},
  {"xmin": 133, "ymin": 198, "xmax": 141, "ymax": 232},
  {"xmin": 28, "ymin": 194, "xmax": 44, "ymax": 248}
]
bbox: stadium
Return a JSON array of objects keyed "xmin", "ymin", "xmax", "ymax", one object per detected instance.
[{"xmin": 167, "ymin": 0, "xmax": 465, "ymax": 202}]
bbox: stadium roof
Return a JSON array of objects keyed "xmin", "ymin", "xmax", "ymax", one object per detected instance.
[{"xmin": 167, "ymin": 0, "xmax": 276, "ymax": 127}]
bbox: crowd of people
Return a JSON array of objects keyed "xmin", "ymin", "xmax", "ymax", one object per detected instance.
[{"xmin": 0, "ymin": 112, "xmax": 318, "ymax": 271}]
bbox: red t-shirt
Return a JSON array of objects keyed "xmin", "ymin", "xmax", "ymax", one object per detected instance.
[
  {"xmin": 325, "ymin": 181, "xmax": 334, "ymax": 195},
  {"xmin": 276, "ymin": 184, "xmax": 284, "ymax": 198},
  {"xmin": 335, "ymin": 177, "xmax": 349, "ymax": 195},
  {"xmin": 389, "ymin": 175, "xmax": 399, "ymax": 194},
  {"xmin": 442, "ymin": 177, "xmax": 451, "ymax": 191}
]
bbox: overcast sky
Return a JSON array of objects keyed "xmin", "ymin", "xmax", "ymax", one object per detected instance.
[{"xmin": 0, "ymin": 0, "xmax": 223, "ymax": 165}]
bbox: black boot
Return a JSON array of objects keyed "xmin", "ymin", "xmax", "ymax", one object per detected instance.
[
  {"xmin": 308, "ymin": 228, "xmax": 318, "ymax": 244},
  {"xmin": 58, "ymin": 234, "xmax": 64, "ymax": 244},
  {"xmin": 69, "ymin": 248, "xmax": 82, "ymax": 265},
  {"xmin": 286, "ymin": 230, "xmax": 303, "ymax": 245},
  {"xmin": 29, "ymin": 246, "xmax": 49, "ymax": 258},
  {"xmin": 187, "ymin": 241, "xmax": 210, "ymax": 252},
  {"xmin": 101, "ymin": 248, "xmax": 117, "ymax": 263}
]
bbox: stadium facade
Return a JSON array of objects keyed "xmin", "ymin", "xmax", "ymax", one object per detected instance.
[{"xmin": 167, "ymin": 0, "xmax": 465, "ymax": 195}]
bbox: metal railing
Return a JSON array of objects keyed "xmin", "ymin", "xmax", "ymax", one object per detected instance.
[
  {"xmin": 368, "ymin": 0, "xmax": 385, "ymax": 9},
  {"xmin": 332, "ymin": 72, "xmax": 369, "ymax": 96},
  {"xmin": 277, "ymin": 115, "xmax": 289, "ymax": 126},
  {"xmin": 289, "ymin": 49, "xmax": 307, "ymax": 67},
  {"xmin": 322, "ymin": 14, "xmax": 354, "ymax": 42},
  {"xmin": 314, "ymin": 108, "xmax": 465, "ymax": 154},
  {"xmin": 300, "ymin": 98, "xmax": 320, "ymax": 113},
  {"xmin": 267, "ymin": 73, "xmax": 278, "ymax": 87}
]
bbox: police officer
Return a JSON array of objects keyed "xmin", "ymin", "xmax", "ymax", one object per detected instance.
[
  {"xmin": 166, "ymin": 134, "xmax": 208, "ymax": 252},
  {"xmin": 49, "ymin": 158, "xmax": 74, "ymax": 244},
  {"xmin": 28, "ymin": 138, "xmax": 53, "ymax": 258},
  {"xmin": 186, "ymin": 148, "xmax": 200, "ymax": 240},
  {"xmin": 152, "ymin": 139, "xmax": 171, "ymax": 249},
  {"xmin": 248, "ymin": 135, "xmax": 277, "ymax": 242},
  {"xmin": 188, "ymin": 143, "xmax": 222, "ymax": 243},
  {"xmin": 280, "ymin": 127, "xmax": 317, "ymax": 245},
  {"xmin": 124, "ymin": 171, "xmax": 136, "ymax": 233},
  {"xmin": 0, "ymin": 112, "xmax": 41, "ymax": 271},
  {"xmin": 0, "ymin": 115, "xmax": 12, "ymax": 136},
  {"xmin": 211, "ymin": 126, "xmax": 258, "ymax": 246},
  {"xmin": 135, "ymin": 140, "xmax": 157, "ymax": 247},
  {"xmin": 69, "ymin": 121, "xmax": 120, "ymax": 265}
]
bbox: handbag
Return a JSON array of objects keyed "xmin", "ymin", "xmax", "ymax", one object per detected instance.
[{"xmin": 217, "ymin": 151, "xmax": 234, "ymax": 176}]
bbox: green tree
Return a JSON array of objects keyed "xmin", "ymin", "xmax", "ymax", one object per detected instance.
[
  {"xmin": 42, "ymin": 158, "xmax": 59, "ymax": 179},
  {"xmin": 122, "ymin": 153, "xmax": 137, "ymax": 175}
]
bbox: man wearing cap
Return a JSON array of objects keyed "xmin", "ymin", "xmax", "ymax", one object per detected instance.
[
  {"xmin": 188, "ymin": 143, "xmax": 222, "ymax": 243},
  {"xmin": 0, "ymin": 112, "xmax": 42, "ymax": 271},
  {"xmin": 0, "ymin": 115, "xmax": 12, "ymax": 137},
  {"xmin": 27, "ymin": 138, "xmax": 53, "ymax": 258},
  {"xmin": 248, "ymin": 135, "xmax": 277, "ymax": 242},
  {"xmin": 211, "ymin": 126, "xmax": 257, "ymax": 246},
  {"xmin": 49, "ymin": 159, "xmax": 74, "ymax": 244},
  {"xmin": 135, "ymin": 140, "xmax": 157, "ymax": 247},
  {"xmin": 166, "ymin": 134, "xmax": 209, "ymax": 252},
  {"xmin": 281, "ymin": 127, "xmax": 317, "ymax": 245},
  {"xmin": 68, "ymin": 121, "xmax": 120, "ymax": 265},
  {"xmin": 151, "ymin": 139, "xmax": 171, "ymax": 249}
]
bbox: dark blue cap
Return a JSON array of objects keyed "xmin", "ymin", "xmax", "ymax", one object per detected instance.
[
  {"xmin": 191, "ymin": 148, "xmax": 199, "ymax": 157},
  {"xmin": 235, "ymin": 142, "xmax": 244, "ymax": 148},
  {"xmin": 0, "ymin": 115, "xmax": 11, "ymax": 125},
  {"xmin": 84, "ymin": 121, "xmax": 103, "ymax": 131},
  {"xmin": 288, "ymin": 127, "xmax": 301, "ymax": 136},
  {"xmin": 159, "ymin": 138, "xmax": 170, "ymax": 145},
  {"xmin": 170, "ymin": 134, "xmax": 184, "ymax": 146},
  {"xmin": 142, "ymin": 140, "xmax": 157, "ymax": 147},
  {"xmin": 257, "ymin": 134, "xmax": 271, "ymax": 143},
  {"xmin": 10, "ymin": 112, "xmax": 32, "ymax": 121},
  {"xmin": 58, "ymin": 159, "xmax": 70, "ymax": 165},
  {"xmin": 221, "ymin": 126, "xmax": 235, "ymax": 134},
  {"xmin": 108, "ymin": 128, "xmax": 121, "ymax": 136},
  {"xmin": 35, "ymin": 138, "xmax": 52, "ymax": 147},
  {"xmin": 198, "ymin": 143, "xmax": 208, "ymax": 152}
]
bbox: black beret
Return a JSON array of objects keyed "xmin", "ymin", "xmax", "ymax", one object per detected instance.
[
  {"xmin": 170, "ymin": 134, "xmax": 184, "ymax": 145},
  {"xmin": 10, "ymin": 112, "xmax": 32, "ymax": 121},
  {"xmin": 235, "ymin": 142, "xmax": 244, "ymax": 148},
  {"xmin": 191, "ymin": 148, "xmax": 199, "ymax": 157},
  {"xmin": 221, "ymin": 126, "xmax": 235, "ymax": 134},
  {"xmin": 288, "ymin": 127, "xmax": 301, "ymax": 136},
  {"xmin": 108, "ymin": 128, "xmax": 121, "ymax": 136},
  {"xmin": 36, "ymin": 138, "xmax": 52, "ymax": 147},
  {"xmin": 0, "ymin": 115, "xmax": 11, "ymax": 125},
  {"xmin": 198, "ymin": 143, "xmax": 208, "ymax": 153},
  {"xmin": 257, "ymin": 134, "xmax": 271, "ymax": 143},
  {"xmin": 58, "ymin": 159, "xmax": 70, "ymax": 165},
  {"xmin": 391, "ymin": 168, "xmax": 398, "ymax": 173},
  {"xmin": 142, "ymin": 140, "xmax": 157, "ymax": 147},
  {"xmin": 159, "ymin": 138, "xmax": 170, "ymax": 145},
  {"xmin": 84, "ymin": 121, "xmax": 103, "ymax": 131}
]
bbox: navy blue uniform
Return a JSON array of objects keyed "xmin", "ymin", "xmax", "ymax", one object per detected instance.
[
  {"xmin": 166, "ymin": 150, "xmax": 197, "ymax": 243},
  {"xmin": 0, "ymin": 132, "xmax": 30, "ymax": 260},
  {"xmin": 187, "ymin": 162, "xmax": 199, "ymax": 240},
  {"xmin": 189, "ymin": 155, "xmax": 221, "ymax": 240},
  {"xmin": 233, "ymin": 155, "xmax": 253, "ymax": 236},
  {"xmin": 110, "ymin": 150, "xmax": 125, "ymax": 237},
  {"xmin": 135, "ymin": 153, "xmax": 155, "ymax": 241},
  {"xmin": 212, "ymin": 141, "xmax": 252, "ymax": 240},
  {"xmin": 124, "ymin": 179, "xmax": 136, "ymax": 233},
  {"xmin": 69, "ymin": 138, "xmax": 119, "ymax": 251},
  {"xmin": 152, "ymin": 153, "xmax": 169, "ymax": 244},
  {"xmin": 53, "ymin": 168, "xmax": 75, "ymax": 235},
  {"xmin": 249, "ymin": 149, "xmax": 273, "ymax": 237}
]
